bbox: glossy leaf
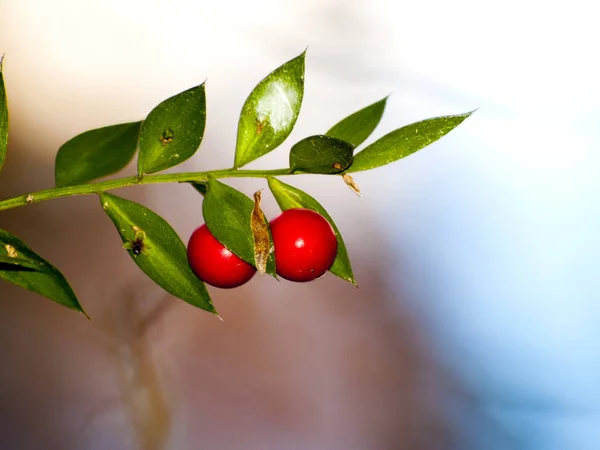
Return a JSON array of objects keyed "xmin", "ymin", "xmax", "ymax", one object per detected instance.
[
  {"xmin": 99, "ymin": 193, "xmax": 216, "ymax": 314},
  {"xmin": 138, "ymin": 83, "xmax": 206, "ymax": 176},
  {"xmin": 326, "ymin": 96, "xmax": 388, "ymax": 148},
  {"xmin": 202, "ymin": 178, "xmax": 276, "ymax": 277},
  {"xmin": 55, "ymin": 121, "xmax": 141, "ymax": 187},
  {"xmin": 0, "ymin": 55, "xmax": 8, "ymax": 174},
  {"xmin": 289, "ymin": 135, "xmax": 354, "ymax": 174},
  {"xmin": 347, "ymin": 111, "xmax": 474, "ymax": 172},
  {"xmin": 267, "ymin": 177, "xmax": 355, "ymax": 285},
  {"xmin": 0, "ymin": 229, "xmax": 88, "ymax": 317},
  {"xmin": 234, "ymin": 51, "xmax": 305, "ymax": 168}
]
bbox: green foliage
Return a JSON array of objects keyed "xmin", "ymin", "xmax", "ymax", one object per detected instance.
[
  {"xmin": 0, "ymin": 50, "xmax": 474, "ymax": 318},
  {"xmin": 267, "ymin": 177, "xmax": 355, "ymax": 285},
  {"xmin": 0, "ymin": 229, "xmax": 88, "ymax": 317},
  {"xmin": 234, "ymin": 51, "xmax": 305, "ymax": 168},
  {"xmin": 289, "ymin": 135, "xmax": 354, "ymax": 174},
  {"xmin": 138, "ymin": 83, "xmax": 206, "ymax": 176},
  {"xmin": 347, "ymin": 111, "xmax": 474, "ymax": 172},
  {"xmin": 0, "ymin": 55, "xmax": 8, "ymax": 173},
  {"xmin": 55, "ymin": 122, "xmax": 141, "ymax": 187},
  {"xmin": 100, "ymin": 193, "xmax": 216, "ymax": 314},
  {"xmin": 202, "ymin": 178, "xmax": 276, "ymax": 276},
  {"xmin": 326, "ymin": 96, "xmax": 388, "ymax": 148}
]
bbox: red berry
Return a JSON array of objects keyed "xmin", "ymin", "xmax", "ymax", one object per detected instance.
[
  {"xmin": 187, "ymin": 224, "xmax": 256, "ymax": 289},
  {"xmin": 270, "ymin": 208, "xmax": 338, "ymax": 282}
]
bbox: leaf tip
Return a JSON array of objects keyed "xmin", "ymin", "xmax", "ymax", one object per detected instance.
[
  {"xmin": 376, "ymin": 95, "xmax": 390, "ymax": 114},
  {"xmin": 200, "ymin": 298, "xmax": 220, "ymax": 317},
  {"xmin": 0, "ymin": 53, "xmax": 4, "ymax": 72}
]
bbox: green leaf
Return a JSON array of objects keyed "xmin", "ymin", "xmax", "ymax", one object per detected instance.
[
  {"xmin": 347, "ymin": 111, "xmax": 474, "ymax": 173},
  {"xmin": 326, "ymin": 96, "xmax": 388, "ymax": 148},
  {"xmin": 202, "ymin": 178, "xmax": 276, "ymax": 277},
  {"xmin": 99, "ymin": 193, "xmax": 216, "ymax": 314},
  {"xmin": 138, "ymin": 83, "xmax": 206, "ymax": 176},
  {"xmin": 0, "ymin": 55, "xmax": 8, "ymax": 174},
  {"xmin": 55, "ymin": 121, "xmax": 142, "ymax": 187},
  {"xmin": 0, "ymin": 229, "xmax": 88, "ymax": 317},
  {"xmin": 267, "ymin": 177, "xmax": 355, "ymax": 285},
  {"xmin": 234, "ymin": 51, "xmax": 306, "ymax": 168},
  {"xmin": 289, "ymin": 135, "xmax": 354, "ymax": 174}
]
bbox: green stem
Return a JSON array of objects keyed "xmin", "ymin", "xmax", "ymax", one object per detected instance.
[{"xmin": 0, "ymin": 168, "xmax": 291, "ymax": 212}]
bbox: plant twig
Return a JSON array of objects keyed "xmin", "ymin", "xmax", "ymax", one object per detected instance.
[{"xmin": 0, "ymin": 167, "xmax": 292, "ymax": 212}]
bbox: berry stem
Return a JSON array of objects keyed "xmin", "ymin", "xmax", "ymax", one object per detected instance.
[{"xmin": 0, "ymin": 168, "xmax": 292, "ymax": 212}]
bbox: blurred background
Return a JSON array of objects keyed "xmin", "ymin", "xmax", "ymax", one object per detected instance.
[{"xmin": 1, "ymin": 0, "xmax": 599, "ymax": 449}]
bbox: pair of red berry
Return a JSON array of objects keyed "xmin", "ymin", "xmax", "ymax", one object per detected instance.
[{"xmin": 187, "ymin": 208, "xmax": 338, "ymax": 288}]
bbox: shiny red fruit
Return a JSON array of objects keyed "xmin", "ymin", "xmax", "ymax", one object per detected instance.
[
  {"xmin": 270, "ymin": 208, "xmax": 338, "ymax": 282},
  {"xmin": 187, "ymin": 224, "xmax": 256, "ymax": 289}
]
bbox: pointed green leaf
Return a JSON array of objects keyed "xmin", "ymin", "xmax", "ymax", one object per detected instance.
[
  {"xmin": 234, "ymin": 51, "xmax": 305, "ymax": 168},
  {"xmin": 0, "ymin": 229, "xmax": 88, "ymax": 317},
  {"xmin": 202, "ymin": 178, "xmax": 276, "ymax": 277},
  {"xmin": 55, "ymin": 121, "xmax": 141, "ymax": 187},
  {"xmin": 326, "ymin": 96, "xmax": 388, "ymax": 148},
  {"xmin": 289, "ymin": 135, "xmax": 354, "ymax": 174},
  {"xmin": 347, "ymin": 111, "xmax": 474, "ymax": 173},
  {"xmin": 0, "ymin": 55, "xmax": 8, "ymax": 174},
  {"xmin": 138, "ymin": 83, "xmax": 206, "ymax": 176},
  {"xmin": 267, "ymin": 177, "xmax": 355, "ymax": 285},
  {"xmin": 99, "ymin": 193, "xmax": 216, "ymax": 314}
]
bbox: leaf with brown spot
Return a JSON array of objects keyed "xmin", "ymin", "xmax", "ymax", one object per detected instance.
[
  {"xmin": 289, "ymin": 135, "xmax": 354, "ymax": 174},
  {"xmin": 234, "ymin": 51, "xmax": 306, "ymax": 168},
  {"xmin": 0, "ymin": 229, "xmax": 88, "ymax": 317},
  {"xmin": 138, "ymin": 83, "xmax": 206, "ymax": 175},
  {"xmin": 99, "ymin": 193, "xmax": 216, "ymax": 314}
]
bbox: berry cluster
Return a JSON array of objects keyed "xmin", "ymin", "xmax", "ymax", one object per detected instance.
[{"xmin": 187, "ymin": 208, "xmax": 337, "ymax": 288}]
